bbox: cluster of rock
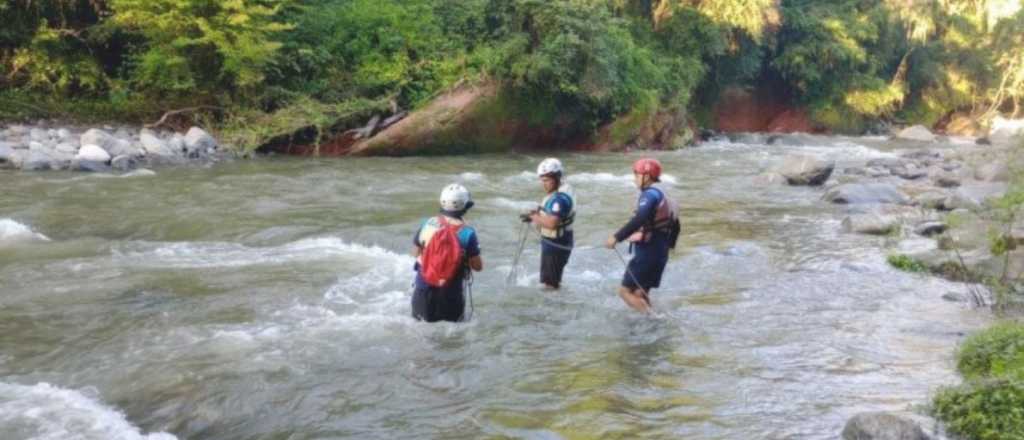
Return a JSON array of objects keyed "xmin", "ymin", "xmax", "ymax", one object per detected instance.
[
  {"xmin": 0, "ymin": 123, "xmax": 225, "ymax": 172},
  {"xmin": 763, "ymin": 124, "xmax": 1024, "ymax": 305}
]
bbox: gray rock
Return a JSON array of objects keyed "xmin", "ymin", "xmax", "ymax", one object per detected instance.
[
  {"xmin": 824, "ymin": 183, "xmax": 910, "ymax": 205},
  {"xmin": 72, "ymin": 159, "xmax": 111, "ymax": 173},
  {"xmin": 111, "ymin": 155, "xmax": 137, "ymax": 171},
  {"xmin": 106, "ymin": 138, "xmax": 141, "ymax": 157},
  {"xmin": 895, "ymin": 125, "xmax": 936, "ymax": 142},
  {"xmin": 80, "ymin": 129, "xmax": 117, "ymax": 155},
  {"xmin": 0, "ymin": 142, "xmax": 13, "ymax": 167},
  {"xmin": 184, "ymin": 127, "xmax": 217, "ymax": 156},
  {"xmin": 989, "ymin": 116, "xmax": 1024, "ymax": 143},
  {"xmin": 168, "ymin": 134, "xmax": 186, "ymax": 154},
  {"xmin": 842, "ymin": 214, "xmax": 899, "ymax": 235},
  {"xmin": 942, "ymin": 291, "xmax": 967, "ymax": 302},
  {"xmin": 866, "ymin": 167, "xmax": 891, "ymax": 178},
  {"xmin": 77, "ymin": 144, "xmax": 111, "ymax": 163},
  {"xmin": 55, "ymin": 143, "xmax": 78, "ymax": 154},
  {"xmin": 777, "ymin": 154, "xmax": 835, "ymax": 186},
  {"xmin": 932, "ymin": 173, "xmax": 961, "ymax": 188},
  {"xmin": 974, "ymin": 162, "xmax": 1009, "ymax": 182},
  {"xmin": 943, "ymin": 192, "xmax": 981, "ymax": 211},
  {"xmin": 29, "ymin": 128, "xmax": 48, "ymax": 142},
  {"xmin": 915, "ymin": 221, "xmax": 948, "ymax": 236},
  {"xmin": 900, "ymin": 149, "xmax": 941, "ymax": 161},
  {"xmin": 914, "ymin": 191, "xmax": 948, "ymax": 209},
  {"xmin": 56, "ymin": 128, "xmax": 71, "ymax": 140},
  {"xmin": 841, "ymin": 412, "xmax": 929, "ymax": 440},
  {"xmin": 21, "ymin": 151, "xmax": 53, "ymax": 171},
  {"xmin": 7, "ymin": 125, "xmax": 28, "ymax": 135},
  {"xmin": 140, "ymin": 129, "xmax": 173, "ymax": 157},
  {"xmin": 893, "ymin": 165, "xmax": 927, "ymax": 180}
]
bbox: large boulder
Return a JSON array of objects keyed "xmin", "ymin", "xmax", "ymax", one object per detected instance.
[
  {"xmin": 842, "ymin": 213, "xmax": 899, "ymax": 235},
  {"xmin": 824, "ymin": 183, "xmax": 910, "ymax": 205},
  {"xmin": 76, "ymin": 144, "xmax": 111, "ymax": 163},
  {"xmin": 140, "ymin": 129, "xmax": 174, "ymax": 157},
  {"xmin": 974, "ymin": 162, "xmax": 1010, "ymax": 182},
  {"xmin": 896, "ymin": 125, "xmax": 936, "ymax": 142},
  {"xmin": 989, "ymin": 116, "xmax": 1024, "ymax": 143},
  {"xmin": 841, "ymin": 412, "xmax": 929, "ymax": 440},
  {"xmin": 777, "ymin": 154, "xmax": 835, "ymax": 185},
  {"xmin": 79, "ymin": 129, "xmax": 117, "ymax": 154},
  {"xmin": 184, "ymin": 127, "xmax": 217, "ymax": 157}
]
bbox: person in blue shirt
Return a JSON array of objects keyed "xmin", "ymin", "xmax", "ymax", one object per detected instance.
[
  {"xmin": 411, "ymin": 183, "xmax": 483, "ymax": 322},
  {"xmin": 526, "ymin": 158, "xmax": 576, "ymax": 289},
  {"xmin": 605, "ymin": 158, "xmax": 679, "ymax": 313}
]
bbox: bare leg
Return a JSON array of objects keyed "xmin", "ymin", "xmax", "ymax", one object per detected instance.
[{"xmin": 618, "ymin": 286, "xmax": 651, "ymax": 313}]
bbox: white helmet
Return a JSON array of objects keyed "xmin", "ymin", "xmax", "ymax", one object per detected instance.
[
  {"xmin": 439, "ymin": 183, "xmax": 472, "ymax": 211},
  {"xmin": 537, "ymin": 157, "xmax": 564, "ymax": 177}
]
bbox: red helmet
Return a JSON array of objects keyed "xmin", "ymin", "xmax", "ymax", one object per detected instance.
[{"xmin": 632, "ymin": 158, "xmax": 662, "ymax": 181}]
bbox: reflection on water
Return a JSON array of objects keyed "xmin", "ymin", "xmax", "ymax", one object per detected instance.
[{"xmin": 0, "ymin": 137, "xmax": 993, "ymax": 439}]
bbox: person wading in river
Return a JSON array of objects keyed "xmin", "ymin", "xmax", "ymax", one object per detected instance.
[
  {"xmin": 605, "ymin": 158, "xmax": 680, "ymax": 313},
  {"xmin": 411, "ymin": 183, "xmax": 483, "ymax": 322},
  {"xmin": 523, "ymin": 158, "xmax": 576, "ymax": 290}
]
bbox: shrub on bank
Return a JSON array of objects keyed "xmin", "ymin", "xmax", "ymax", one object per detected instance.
[{"xmin": 933, "ymin": 322, "xmax": 1024, "ymax": 440}]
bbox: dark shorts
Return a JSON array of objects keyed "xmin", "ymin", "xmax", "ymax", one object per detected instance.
[
  {"xmin": 540, "ymin": 248, "xmax": 571, "ymax": 288},
  {"xmin": 411, "ymin": 283, "xmax": 465, "ymax": 323},
  {"xmin": 621, "ymin": 244, "xmax": 669, "ymax": 292}
]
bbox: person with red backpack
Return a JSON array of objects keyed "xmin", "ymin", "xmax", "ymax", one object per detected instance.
[
  {"xmin": 411, "ymin": 183, "xmax": 483, "ymax": 322},
  {"xmin": 605, "ymin": 158, "xmax": 680, "ymax": 313}
]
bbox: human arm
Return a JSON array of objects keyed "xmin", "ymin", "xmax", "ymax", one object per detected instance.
[{"xmin": 609, "ymin": 190, "xmax": 658, "ymax": 244}]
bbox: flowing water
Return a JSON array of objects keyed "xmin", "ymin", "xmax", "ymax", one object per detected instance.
[{"xmin": 0, "ymin": 136, "xmax": 993, "ymax": 439}]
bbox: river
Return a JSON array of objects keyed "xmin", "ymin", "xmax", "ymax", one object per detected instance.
[{"xmin": 0, "ymin": 135, "xmax": 993, "ymax": 439}]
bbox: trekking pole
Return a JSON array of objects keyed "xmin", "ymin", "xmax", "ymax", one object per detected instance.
[
  {"xmin": 463, "ymin": 271, "xmax": 474, "ymax": 322},
  {"xmin": 612, "ymin": 245, "xmax": 651, "ymax": 305},
  {"xmin": 506, "ymin": 222, "xmax": 529, "ymax": 287}
]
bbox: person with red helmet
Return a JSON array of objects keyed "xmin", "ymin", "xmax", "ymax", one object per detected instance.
[{"xmin": 605, "ymin": 158, "xmax": 680, "ymax": 313}]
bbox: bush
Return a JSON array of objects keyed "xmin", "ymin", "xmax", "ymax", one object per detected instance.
[
  {"xmin": 887, "ymin": 254, "xmax": 927, "ymax": 273},
  {"xmin": 957, "ymin": 322, "xmax": 1024, "ymax": 382},
  {"xmin": 933, "ymin": 322, "xmax": 1024, "ymax": 440}
]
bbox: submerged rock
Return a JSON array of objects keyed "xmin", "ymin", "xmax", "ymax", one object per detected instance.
[
  {"xmin": 824, "ymin": 183, "xmax": 909, "ymax": 205},
  {"xmin": 842, "ymin": 213, "xmax": 899, "ymax": 235},
  {"xmin": 841, "ymin": 412, "xmax": 929, "ymax": 440},
  {"xmin": 777, "ymin": 154, "xmax": 835, "ymax": 186}
]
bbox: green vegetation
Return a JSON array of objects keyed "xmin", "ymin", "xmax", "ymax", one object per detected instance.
[
  {"xmin": 933, "ymin": 322, "xmax": 1024, "ymax": 440},
  {"xmin": 887, "ymin": 254, "xmax": 927, "ymax": 273},
  {"xmin": 2, "ymin": 1, "xmax": 1024, "ymax": 150}
]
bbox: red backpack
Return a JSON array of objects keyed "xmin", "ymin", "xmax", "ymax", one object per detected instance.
[{"xmin": 420, "ymin": 216, "xmax": 465, "ymax": 287}]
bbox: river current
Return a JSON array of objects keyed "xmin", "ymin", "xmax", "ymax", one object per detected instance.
[{"xmin": 0, "ymin": 135, "xmax": 992, "ymax": 439}]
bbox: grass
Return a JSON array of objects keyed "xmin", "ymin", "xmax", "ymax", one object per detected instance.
[{"xmin": 887, "ymin": 254, "xmax": 928, "ymax": 273}]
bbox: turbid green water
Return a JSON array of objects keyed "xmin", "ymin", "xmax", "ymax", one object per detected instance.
[{"xmin": 0, "ymin": 136, "xmax": 992, "ymax": 439}]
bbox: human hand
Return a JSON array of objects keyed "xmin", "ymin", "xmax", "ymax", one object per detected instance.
[{"xmin": 605, "ymin": 235, "xmax": 617, "ymax": 249}]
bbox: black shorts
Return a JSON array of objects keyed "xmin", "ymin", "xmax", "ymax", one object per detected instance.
[
  {"xmin": 411, "ymin": 283, "xmax": 465, "ymax": 322},
  {"xmin": 621, "ymin": 245, "xmax": 669, "ymax": 292},
  {"xmin": 540, "ymin": 248, "xmax": 571, "ymax": 288}
]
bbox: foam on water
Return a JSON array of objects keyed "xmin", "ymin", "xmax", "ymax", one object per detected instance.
[
  {"xmin": 487, "ymin": 197, "xmax": 537, "ymax": 210},
  {"xmin": 0, "ymin": 382, "xmax": 176, "ymax": 440},
  {"xmin": 0, "ymin": 218, "xmax": 50, "ymax": 244},
  {"xmin": 458, "ymin": 172, "xmax": 484, "ymax": 181},
  {"xmin": 112, "ymin": 236, "xmax": 411, "ymax": 269},
  {"xmin": 567, "ymin": 172, "xmax": 678, "ymax": 186}
]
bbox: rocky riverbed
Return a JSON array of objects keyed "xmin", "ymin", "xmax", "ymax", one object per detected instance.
[
  {"xmin": 0, "ymin": 122, "xmax": 227, "ymax": 173},
  {"xmin": 761, "ymin": 129, "xmax": 1024, "ymax": 309}
]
